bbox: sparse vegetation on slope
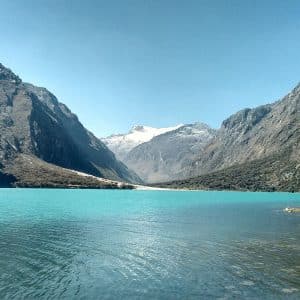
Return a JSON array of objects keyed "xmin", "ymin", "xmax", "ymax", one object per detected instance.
[
  {"xmin": 4, "ymin": 155, "xmax": 134, "ymax": 189},
  {"xmin": 155, "ymin": 148, "xmax": 300, "ymax": 192}
]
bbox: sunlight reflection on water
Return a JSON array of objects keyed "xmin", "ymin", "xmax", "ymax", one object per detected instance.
[{"xmin": 0, "ymin": 189, "xmax": 299, "ymax": 299}]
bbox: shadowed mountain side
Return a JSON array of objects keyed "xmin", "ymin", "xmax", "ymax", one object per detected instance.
[
  {"xmin": 0, "ymin": 63, "xmax": 142, "ymax": 186},
  {"xmin": 0, "ymin": 172, "xmax": 16, "ymax": 187},
  {"xmin": 4, "ymin": 154, "xmax": 134, "ymax": 189}
]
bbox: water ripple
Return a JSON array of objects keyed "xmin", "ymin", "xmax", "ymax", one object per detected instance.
[{"xmin": 0, "ymin": 190, "xmax": 299, "ymax": 299}]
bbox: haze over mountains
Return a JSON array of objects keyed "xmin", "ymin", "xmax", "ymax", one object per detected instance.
[{"xmin": 0, "ymin": 63, "xmax": 140, "ymax": 188}]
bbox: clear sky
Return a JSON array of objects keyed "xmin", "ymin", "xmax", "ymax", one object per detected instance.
[{"xmin": 0, "ymin": 0, "xmax": 299, "ymax": 136}]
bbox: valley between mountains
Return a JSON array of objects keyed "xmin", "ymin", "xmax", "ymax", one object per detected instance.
[
  {"xmin": 0, "ymin": 63, "xmax": 299, "ymax": 191},
  {"xmin": 103, "ymin": 84, "xmax": 299, "ymax": 192}
]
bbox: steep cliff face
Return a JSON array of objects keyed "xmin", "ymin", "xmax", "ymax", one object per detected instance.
[
  {"xmin": 181, "ymin": 84, "xmax": 300, "ymax": 178},
  {"xmin": 0, "ymin": 63, "xmax": 141, "ymax": 186}
]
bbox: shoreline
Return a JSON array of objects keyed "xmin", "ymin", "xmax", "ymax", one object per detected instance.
[
  {"xmin": 0, "ymin": 186, "xmax": 299, "ymax": 195},
  {"xmin": 1, "ymin": 169, "xmax": 299, "ymax": 193}
]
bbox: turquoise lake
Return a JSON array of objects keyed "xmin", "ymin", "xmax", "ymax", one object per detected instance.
[{"xmin": 0, "ymin": 189, "xmax": 299, "ymax": 299}]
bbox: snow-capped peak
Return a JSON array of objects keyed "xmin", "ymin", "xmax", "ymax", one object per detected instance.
[
  {"xmin": 102, "ymin": 124, "xmax": 183, "ymax": 160},
  {"xmin": 127, "ymin": 124, "xmax": 183, "ymax": 143}
]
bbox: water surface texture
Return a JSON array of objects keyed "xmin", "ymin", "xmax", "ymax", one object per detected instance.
[{"xmin": 0, "ymin": 189, "xmax": 299, "ymax": 299}]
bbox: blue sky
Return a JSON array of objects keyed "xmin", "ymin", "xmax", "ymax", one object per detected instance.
[{"xmin": 0, "ymin": 0, "xmax": 299, "ymax": 136}]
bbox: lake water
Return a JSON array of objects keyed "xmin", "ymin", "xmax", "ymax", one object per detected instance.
[{"xmin": 0, "ymin": 189, "xmax": 299, "ymax": 299}]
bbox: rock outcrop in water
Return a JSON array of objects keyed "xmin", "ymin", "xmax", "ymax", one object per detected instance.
[{"xmin": 0, "ymin": 63, "xmax": 141, "ymax": 187}]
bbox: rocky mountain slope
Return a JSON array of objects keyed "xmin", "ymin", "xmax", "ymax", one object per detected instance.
[
  {"xmin": 155, "ymin": 147, "xmax": 300, "ymax": 192},
  {"xmin": 179, "ymin": 83, "xmax": 300, "ymax": 179},
  {"xmin": 102, "ymin": 124, "xmax": 182, "ymax": 161},
  {"xmin": 0, "ymin": 63, "xmax": 141, "ymax": 187},
  {"xmin": 3, "ymin": 154, "xmax": 135, "ymax": 189},
  {"xmin": 157, "ymin": 84, "xmax": 300, "ymax": 192},
  {"xmin": 123, "ymin": 123, "xmax": 216, "ymax": 183}
]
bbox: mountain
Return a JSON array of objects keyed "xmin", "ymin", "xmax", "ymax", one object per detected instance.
[
  {"xmin": 0, "ymin": 63, "xmax": 141, "ymax": 187},
  {"xmin": 181, "ymin": 83, "xmax": 300, "ymax": 178},
  {"xmin": 157, "ymin": 84, "xmax": 300, "ymax": 192},
  {"xmin": 102, "ymin": 124, "xmax": 182, "ymax": 161},
  {"xmin": 123, "ymin": 123, "xmax": 216, "ymax": 183},
  {"xmin": 155, "ymin": 149, "xmax": 300, "ymax": 192}
]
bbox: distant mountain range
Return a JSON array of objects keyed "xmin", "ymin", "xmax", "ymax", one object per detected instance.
[
  {"xmin": 104, "ymin": 85, "xmax": 299, "ymax": 191},
  {"xmin": 0, "ymin": 62, "xmax": 299, "ymax": 191},
  {"xmin": 102, "ymin": 124, "xmax": 182, "ymax": 161},
  {"xmin": 0, "ymin": 63, "xmax": 141, "ymax": 188},
  {"xmin": 103, "ymin": 123, "xmax": 216, "ymax": 183}
]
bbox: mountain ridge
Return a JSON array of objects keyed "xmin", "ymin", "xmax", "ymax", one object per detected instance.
[
  {"xmin": 103, "ymin": 82, "xmax": 299, "ymax": 191},
  {"xmin": 0, "ymin": 63, "xmax": 141, "ymax": 187},
  {"xmin": 156, "ymin": 84, "xmax": 299, "ymax": 191},
  {"xmin": 102, "ymin": 124, "xmax": 183, "ymax": 161},
  {"xmin": 123, "ymin": 123, "xmax": 216, "ymax": 183},
  {"xmin": 179, "ymin": 82, "xmax": 299, "ymax": 179},
  {"xmin": 0, "ymin": 62, "xmax": 298, "ymax": 191}
]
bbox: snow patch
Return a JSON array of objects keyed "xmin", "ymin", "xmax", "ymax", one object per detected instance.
[{"xmin": 102, "ymin": 124, "xmax": 183, "ymax": 159}]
